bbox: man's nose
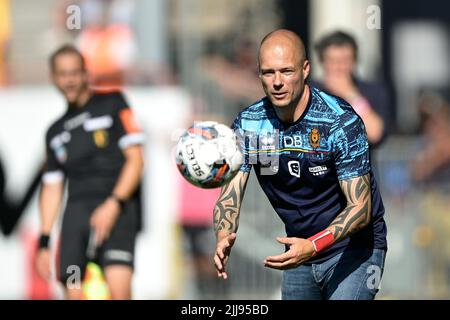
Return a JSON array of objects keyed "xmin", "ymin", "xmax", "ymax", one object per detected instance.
[{"xmin": 273, "ymin": 72, "xmax": 283, "ymax": 89}]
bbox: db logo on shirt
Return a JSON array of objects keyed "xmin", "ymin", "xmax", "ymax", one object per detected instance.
[{"xmin": 288, "ymin": 160, "xmax": 301, "ymax": 178}]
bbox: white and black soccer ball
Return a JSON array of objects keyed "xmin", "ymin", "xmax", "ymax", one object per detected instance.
[{"xmin": 175, "ymin": 121, "xmax": 244, "ymax": 189}]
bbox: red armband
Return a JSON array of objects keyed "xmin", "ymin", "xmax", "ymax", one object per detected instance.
[{"xmin": 308, "ymin": 230, "xmax": 334, "ymax": 253}]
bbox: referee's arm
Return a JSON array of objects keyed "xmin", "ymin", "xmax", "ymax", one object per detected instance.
[
  {"xmin": 111, "ymin": 145, "xmax": 144, "ymax": 201},
  {"xmin": 90, "ymin": 144, "xmax": 144, "ymax": 245},
  {"xmin": 39, "ymin": 180, "xmax": 64, "ymax": 236},
  {"xmin": 36, "ymin": 178, "xmax": 64, "ymax": 280}
]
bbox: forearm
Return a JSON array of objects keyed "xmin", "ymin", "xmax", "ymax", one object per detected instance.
[
  {"xmin": 112, "ymin": 146, "xmax": 144, "ymax": 200},
  {"xmin": 213, "ymin": 183, "xmax": 241, "ymax": 238},
  {"xmin": 349, "ymin": 94, "xmax": 384, "ymax": 145},
  {"xmin": 362, "ymin": 110, "xmax": 384, "ymax": 145},
  {"xmin": 326, "ymin": 174, "xmax": 372, "ymax": 242},
  {"xmin": 213, "ymin": 171, "xmax": 249, "ymax": 240},
  {"xmin": 39, "ymin": 182, "xmax": 64, "ymax": 235}
]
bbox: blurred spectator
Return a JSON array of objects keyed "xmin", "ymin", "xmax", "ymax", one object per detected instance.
[
  {"xmin": 77, "ymin": 0, "xmax": 137, "ymax": 87},
  {"xmin": 410, "ymin": 89, "xmax": 450, "ymax": 183},
  {"xmin": 0, "ymin": 0, "xmax": 11, "ymax": 86},
  {"xmin": 200, "ymin": 37, "xmax": 264, "ymax": 123},
  {"xmin": 311, "ymin": 31, "xmax": 391, "ymax": 148},
  {"xmin": 202, "ymin": 38, "xmax": 263, "ymax": 102}
]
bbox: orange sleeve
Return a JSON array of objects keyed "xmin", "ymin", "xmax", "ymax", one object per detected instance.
[{"xmin": 119, "ymin": 108, "xmax": 141, "ymax": 133}]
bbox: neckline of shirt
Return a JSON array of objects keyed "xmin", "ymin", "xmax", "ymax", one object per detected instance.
[
  {"xmin": 65, "ymin": 92, "xmax": 97, "ymax": 116},
  {"xmin": 269, "ymin": 85, "xmax": 313, "ymax": 130}
]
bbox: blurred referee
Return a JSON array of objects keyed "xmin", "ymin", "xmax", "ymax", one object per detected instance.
[{"xmin": 35, "ymin": 45, "xmax": 145, "ymax": 299}]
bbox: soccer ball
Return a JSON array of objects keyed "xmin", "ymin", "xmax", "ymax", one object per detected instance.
[{"xmin": 175, "ymin": 121, "xmax": 243, "ymax": 189}]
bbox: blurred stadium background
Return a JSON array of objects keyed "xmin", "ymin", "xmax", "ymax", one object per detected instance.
[{"xmin": 0, "ymin": 0, "xmax": 449, "ymax": 299}]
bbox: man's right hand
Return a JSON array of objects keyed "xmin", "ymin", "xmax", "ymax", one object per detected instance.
[
  {"xmin": 36, "ymin": 249, "xmax": 51, "ymax": 281},
  {"xmin": 214, "ymin": 233, "xmax": 236, "ymax": 280}
]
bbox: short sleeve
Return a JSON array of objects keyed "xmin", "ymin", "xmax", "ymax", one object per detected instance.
[
  {"xmin": 112, "ymin": 92, "xmax": 146, "ymax": 149},
  {"xmin": 231, "ymin": 116, "xmax": 252, "ymax": 173},
  {"xmin": 42, "ymin": 130, "xmax": 65, "ymax": 184},
  {"xmin": 331, "ymin": 113, "xmax": 370, "ymax": 180}
]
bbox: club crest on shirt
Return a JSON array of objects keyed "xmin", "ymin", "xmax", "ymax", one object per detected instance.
[
  {"xmin": 309, "ymin": 128, "xmax": 320, "ymax": 149},
  {"xmin": 93, "ymin": 129, "xmax": 109, "ymax": 148}
]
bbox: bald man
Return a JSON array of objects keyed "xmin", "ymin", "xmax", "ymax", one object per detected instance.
[{"xmin": 213, "ymin": 29, "xmax": 387, "ymax": 300}]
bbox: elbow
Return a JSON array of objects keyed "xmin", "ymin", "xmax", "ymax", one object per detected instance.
[
  {"xmin": 347, "ymin": 204, "xmax": 371, "ymax": 236},
  {"xmin": 135, "ymin": 156, "xmax": 145, "ymax": 181},
  {"xmin": 125, "ymin": 145, "xmax": 145, "ymax": 173},
  {"xmin": 355, "ymin": 207, "xmax": 372, "ymax": 233},
  {"xmin": 361, "ymin": 211, "xmax": 372, "ymax": 229},
  {"xmin": 137, "ymin": 153, "xmax": 145, "ymax": 172}
]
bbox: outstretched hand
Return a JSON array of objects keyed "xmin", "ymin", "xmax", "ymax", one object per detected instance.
[
  {"xmin": 264, "ymin": 237, "xmax": 316, "ymax": 270},
  {"xmin": 214, "ymin": 233, "xmax": 237, "ymax": 280}
]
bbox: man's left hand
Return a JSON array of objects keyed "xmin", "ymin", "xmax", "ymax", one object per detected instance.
[
  {"xmin": 90, "ymin": 197, "xmax": 121, "ymax": 246},
  {"xmin": 264, "ymin": 237, "xmax": 316, "ymax": 270}
]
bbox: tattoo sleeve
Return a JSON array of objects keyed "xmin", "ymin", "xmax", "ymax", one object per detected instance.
[
  {"xmin": 327, "ymin": 174, "xmax": 372, "ymax": 242},
  {"xmin": 213, "ymin": 171, "xmax": 249, "ymax": 236}
]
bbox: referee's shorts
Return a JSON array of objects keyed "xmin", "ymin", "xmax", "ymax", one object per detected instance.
[{"xmin": 57, "ymin": 197, "xmax": 139, "ymax": 285}]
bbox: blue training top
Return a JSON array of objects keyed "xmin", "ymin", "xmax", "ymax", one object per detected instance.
[{"xmin": 232, "ymin": 86, "xmax": 387, "ymax": 264}]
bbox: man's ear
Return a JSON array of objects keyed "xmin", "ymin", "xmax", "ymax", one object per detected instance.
[{"xmin": 303, "ymin": 60, "xmax": 310, "ymax": 80}]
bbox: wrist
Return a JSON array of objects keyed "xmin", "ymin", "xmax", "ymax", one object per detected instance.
[
  {"xmin": 216, "ymin": 230, "xmax": 234, "ymax": 241},
  {"xmin": 38, "ymin": 234, "xmax": 50, "ymax": 250},
  {"xmin": 109, "ymin": 194, "xmax": 126, "ymax": 212},
  {"xmin": 308, "ymin": 230, "xmax": 334, "ymax": 255}
]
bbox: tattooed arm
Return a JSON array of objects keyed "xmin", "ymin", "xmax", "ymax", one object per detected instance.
[
  {"xmin": 214, "ymin": 171, "xmax": 249, "ymax": 236},
  {"xmin": 264, "ymin": 173, "xmax": 372, "ymax": 270},
  {"xmin": 326, "ymin": 173, "xmax": 372, "ymax": 242},
  {"xmin": 213, "ymin": 171, "xmax": 250, "ymax": 279}
]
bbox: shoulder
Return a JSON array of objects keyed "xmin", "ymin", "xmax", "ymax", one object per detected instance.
[
  {"xmin": 92, "ymin": 89, "xmax": 127, "ymax": 104},
  {"xmin": 309, "ymin": 86, "xmax": 361, "ymax": 127},
  {"xmin": 45, "ymin": 113, "xmax": 67, "ymax": 142},
  {"xmin": 233, "ymin": 97, "xmax": 273, "ymax": 128},
  {"xmin": 239, "ymin": 97, "xmax": 270, "ymax": 117},
  {"xmin": 91, "ymin": 89, "xmax": 129, "ymax": 113},
  {"xmin": 310, "ymin": 86, "xmax": 351, "ymax": 115}
]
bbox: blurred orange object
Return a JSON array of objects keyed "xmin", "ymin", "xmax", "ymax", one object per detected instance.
[{"xmin": 78, "ymin": 23, "xmax": 136, "ymax": 87}]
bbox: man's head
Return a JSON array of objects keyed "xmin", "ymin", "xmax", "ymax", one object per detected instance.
[
  {"xmin": 315, "ymin": 31, "xmax": 357, "ymax": 77},
  {"xmin": 258, "ymin": 29, "xmax": 310, "ymax": 109},
  {"xmin": 49, "ymin": 45, "xmax": 88, "ymax": 104}
]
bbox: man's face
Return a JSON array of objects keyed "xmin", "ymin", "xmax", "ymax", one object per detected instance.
[
  {"xmin": 322, "ymin": 45, "xmax": 355, "ymax": 77},
  {"xmin": 51, "ymin": 53, "xmax": 88, "ymax": 104},
  {"xmin": 259, "ymin": 43, "xmax": 310, "ymax": 109}
]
